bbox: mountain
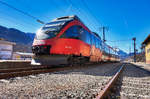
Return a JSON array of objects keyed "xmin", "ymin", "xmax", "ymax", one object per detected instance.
[
  {"xmin": 116, "ymin": 49, "xmax": 128, "ymax": 60},
  {"xmin": 26, "ymin": 32, "xmax": 35, "ymax": 41},
  {"xmin": 0, "ymin": 25, "xmax": 35, "ymax": 53},
  {"xmin": 0, "ymin": 25, "xmax": 35, "ymax": 44},
  {"xmin": 125, "ymin": 52, "xmax": 145, "ymax": 62}
]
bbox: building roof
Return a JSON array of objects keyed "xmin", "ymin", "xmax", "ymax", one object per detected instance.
[
  {"xmin": 14, "ymin": 52, "xmax": 33, "ymax": 56},
  {"xmin": 142, "ymin": 34, "xmax": 150, "ymax": 45},
  {"xmin": 0, "ymin": 40, "xmax": 16, "ymax": 45}
]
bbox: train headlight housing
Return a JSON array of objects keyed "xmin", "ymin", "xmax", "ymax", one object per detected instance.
[{"xmin": 32, "ymin": 45, "xmax": 51, "ymax": 55}]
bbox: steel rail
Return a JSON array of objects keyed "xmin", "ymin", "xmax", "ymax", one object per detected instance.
[
  {"xmin": 0, "ymin": 66, "xmax": 74, "ymax": 79},
  {"xmin": 0, "ymin": 66, "xmax": 51, "ymax": 73},
  {"xmin": 96, "ymin": 64, "xmax": 125, "ymax": 99}
]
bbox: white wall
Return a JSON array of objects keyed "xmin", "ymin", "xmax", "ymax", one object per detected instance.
[{"xmin": 0, "ymin": 44, "xmax": 13, "ymax": 59}]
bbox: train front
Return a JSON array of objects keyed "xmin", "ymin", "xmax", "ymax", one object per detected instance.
[{"xmin": 31, "ymin": 19, "xmax": 69, "ymax": 65}]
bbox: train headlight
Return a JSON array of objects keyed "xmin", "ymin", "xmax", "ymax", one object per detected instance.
[{"xmin": 32, "ymin": 45, "xmax": 51, "ymax": 55}]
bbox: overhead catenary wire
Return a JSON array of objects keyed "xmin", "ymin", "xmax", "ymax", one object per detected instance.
[
  {"xmin": 81, "ymin": 0, "xmax": 104, "ymax": 37},
  {"xmin": 0, "ymin": 11, "xmax": 37, "ymax": 28},
  {"xmin": 65, "ymin": 0, "xmax": 97, "ymax": 31},
  {"xmin": 65, "ymin": 0, "xmax": 82, "ymax": 16},
  {"xmin": 82, "ymin": 0, "xmax": 102, "ymax": 26},
  {"xmin": 107, "ymin": 39, "xmax": 132, "ymax": 42},
  {"xmin": 0, "ymin": 8, "xmax": 41, "ymax": 31},
  {"xmin": 65, "ymin": 0, "xmax": 93, "ymax": 27},
  {"xmin": 63, "ymin": 4, "xmax": 73, "ymax": 16},
  {"xmin": 0, "ymin": 0, "xmax": 45, "ymax": 24},
  {"xmin": 51, "ymin": 0, "xmax": 68, "ymax": 13},
  {"xmin": 76, "ymin": 0, "xmax": 98, "ymax": 31}
]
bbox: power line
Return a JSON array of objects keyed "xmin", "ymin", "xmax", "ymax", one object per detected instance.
[
  {"xmin": 16, "ymin": 0, "xmax": 51, "ymax": 21},
  {"xmin": 0, "ymin": 9, "xmax": 39, "ymax": 28},
  {"xmin": 81, "ymin": 0, "xmax": 104, "ymax": 36},
  {"xmin": 63, "ymin": 0, "xmax": 79, "ymax": 16},
  {"xmin": 64, "ymin": 4, "xmax": 73, "ymax": 15},
  {"xmin": 0, "ymin": 0, "xmax": 45, "ymax": 24},
  {"xmin": 76, "ymin": 0, "xmax": 98, "ymax": 30},
  {"xmin": 51, "ymin": 0, "xmax": 67, "ymax": 13},
  {"xmin": 66, "ymin": 0, "xmax": 82, "ymax": 16},
  {"xmin": 66, "ymin": 0, "xmax": 97, "ymax": 31},
  {"xmin": 107, "ymin": 39, "xmax": 132, "ymax": 42},
  {"xmin": 82, "ymin": 0, "xmax": 102, "ymax": 26}
]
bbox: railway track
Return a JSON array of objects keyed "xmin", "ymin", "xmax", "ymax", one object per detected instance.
[
  {"xmin": 0, "ymin": 62, "xmax": 112, "ymax": 79},
  {"xmin": 97, "ymin": 63, "xmax": 150, "ymax": 99},
  {"xmin": 0, "ymin": 64, "xmax": 86, "ymax": 79},
  {"xmin": 118, "ymin": 63, "xmax": 150, "ymax": 99},
  {"xmin": 0, "ymin": 67, "xmax": 65, "ymax": 79},
  {"xmin": 96, "ymin": 63, "xmax": 125, "ymax": 99},
  {"xmin": 0, "ymin": 63, "xmax": 122, "ymax": 98},
  {"xmin": 3, "ymin": 62, "xmax": 149, "ymax": 99}
]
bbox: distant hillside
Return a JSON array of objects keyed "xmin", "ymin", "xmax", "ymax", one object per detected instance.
[
  {"xmin": 125, "ymin": 52, "xmax": 145, "ymax": 62},
  {"xmin": 116, "ymin": 49, "xmax": 128, "ymax": 60},
  {"xmin": 0, "ymin": 25, "xmax": 35, "ymax": 44},
  {"xmin": 0, "ymin": 25, "xmax": 35, "ymax": 52}
]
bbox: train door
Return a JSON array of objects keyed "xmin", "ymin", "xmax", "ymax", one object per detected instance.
[{"xmin": 90, "ymin": 34, "xmax": 96, "ymax": 62}]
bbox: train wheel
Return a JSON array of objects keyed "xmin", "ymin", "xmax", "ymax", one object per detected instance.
[{"xmin": 67, "ymin": 55, "xmax": 89, "ymax": 66}]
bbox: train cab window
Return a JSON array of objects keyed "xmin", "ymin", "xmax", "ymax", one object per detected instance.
[
  {"xmin": 35, "ymin": 28, "xmax": 58, "ymax": 40},
  {"xmin": 35, "ymin": 20, "xmax": 67, "ymax": 40}
]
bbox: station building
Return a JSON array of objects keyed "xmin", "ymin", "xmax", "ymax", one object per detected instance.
[
  {"xmin": 142, "ymin": 35, "xmax": 150, "ymax": 64},
  {"xmin": 0, "ymin": 39, "xmax": 16, "ymax": 60}
]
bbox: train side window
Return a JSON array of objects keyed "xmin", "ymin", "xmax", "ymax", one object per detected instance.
[
  {"xmin": 103, "ymin": 43, "xmax": 106, "ymax": 52},
  {"xmin": 78, "ymin": 27, "xmax": 91, "ymax": 45},
  {"xmin": 79, "ymin": 28, "xmax": 86, "ymax": 42},
  {"xmin": 86, "ymin": 31, "xmax": 92, "ymax": 45},
  {"xmin": 107, "ymin": 46, "xmax": 109, "ymax": 54},
  {"xmin": 95, "ymin": 38, "xmax": 98, "ymax": 48},
  {"xmin": 97, "ymin": 38, "xmax": 99, "ymax": 48},
  {"xmin": 86, "ymin": 31, "xmax": 91, "ymax": 45},
  {"xmin": 92, "ymin": 35, "xmax": 95, "ymax": 46},
  {"xmin": 91, "ymin": 35, "xmax": 94, "ymax": 45},
  {"xmin": 93, "ymin": 35, "xmax": 96, "ymax": 46},
  {"xmin": 99, "ymin": 39, "xmax": 102, "ymax": 50},
  {"xmin": 90, "ymin": 33, "xmax": 92, "ymax": 45},
  {"xmin": 98, "ymin": 40, "xmax": 100, "ymax": 49},
  {"xmin": 81, "ymin": 29, "xmax": 91, "ymax": 45},
  {"xmin": 62, "ymin": 25, "xmax": 80, "ymax": 39},
  {"xmin": 78, "ymin": 26, "xmax": 84, "ymax": 35}
]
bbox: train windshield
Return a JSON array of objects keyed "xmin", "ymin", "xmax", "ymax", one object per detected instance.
[{"xmin": 35, "ymin": 21, "xmax": 67, "ymax": 40}]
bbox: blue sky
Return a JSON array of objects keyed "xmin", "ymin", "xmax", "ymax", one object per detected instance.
[{"xmin": 0, "ymin": 0, "xmax": 150, "ymax": 53}]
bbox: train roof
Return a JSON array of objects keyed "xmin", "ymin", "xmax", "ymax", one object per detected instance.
[
  {"xmin": 53, "ymin": 15, "xmax": 103, "ymax": 39},
  {"xmin": 51, "ymin": 15, "xmax": 103, "ymax": 39},
  {"xmin": 52, "ymin": 15, "xmax": 81, "ymax": 22}
]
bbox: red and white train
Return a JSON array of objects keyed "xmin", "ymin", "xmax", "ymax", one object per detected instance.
[{"xmin": 31, "ymin": 15, "xmax": 119, "ymax": 65}]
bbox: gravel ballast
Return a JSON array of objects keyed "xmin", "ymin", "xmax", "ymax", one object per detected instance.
[
  {"xmin": 0, "ymin": 63, "xmax": 121, "ymax": 98},
  {"xmin": 114, "ymin": 63, "xmax": 150, "ymax": 99}
]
